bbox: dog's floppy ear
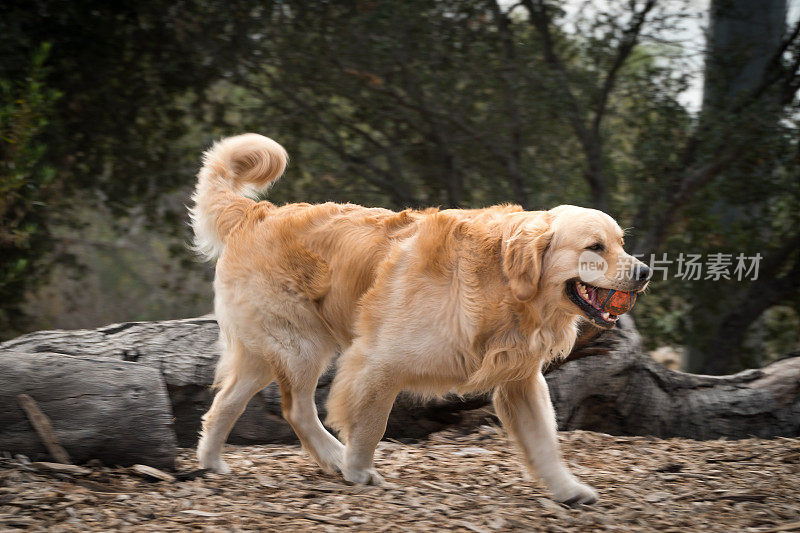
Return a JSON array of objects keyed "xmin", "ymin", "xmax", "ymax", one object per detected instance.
[{"xmin": 501, "ymin": 217, "xmax": 553, "ymax": 301}]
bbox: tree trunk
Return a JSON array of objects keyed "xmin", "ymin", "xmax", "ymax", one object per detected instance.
[
  {"xmin": 0, "ymin": 351, "xmax": 176, "ymax": 469},
  {"xmin": 3, "ymin": 316, "xmax": 799, "ymax": 445},
  {"xmin": 686, "ymin": 0, "xmax": 789, "ymax": 374},
  {"xmin": 702, "ymin": 0, "xmax": 786, "ymax": 114}
]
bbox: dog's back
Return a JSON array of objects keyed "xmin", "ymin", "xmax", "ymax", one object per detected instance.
[{"xmin": 220, "ymin": 200, "xmax": 422, "ymax": 345}]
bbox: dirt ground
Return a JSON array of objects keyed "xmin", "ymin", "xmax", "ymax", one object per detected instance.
[{"xmin": 2, "ymin": 425, "xmax": 800, "ymax": 532}]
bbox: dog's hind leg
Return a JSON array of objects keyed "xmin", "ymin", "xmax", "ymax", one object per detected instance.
[
  {"xmin": 197, "ymin": 338, "xmax": 273, "ymax": 474},
  {"xmin": 326, "ymin": 344, "xmax": 400, "ymax": 485},
  {"xmin": 274, "ymin": 346, "xmax": 344, "ymax": 475}
]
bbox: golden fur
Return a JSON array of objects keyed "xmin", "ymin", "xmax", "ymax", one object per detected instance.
[{"xmin": 192, "ymin": 134, "xmax": 648, "ymax": 504}]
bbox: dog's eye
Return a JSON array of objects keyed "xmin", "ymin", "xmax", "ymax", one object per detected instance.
[{"xmin": 586, "ymin": 243, "xmax": 604, "ymax": 252}]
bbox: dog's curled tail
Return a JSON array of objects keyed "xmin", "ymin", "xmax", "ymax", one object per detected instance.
[{"xmin": 189, "ymin": 133, "xmax": 288, "ymax": 261}]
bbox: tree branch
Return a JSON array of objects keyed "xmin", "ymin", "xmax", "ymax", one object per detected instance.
[
  {"xmin": 632, "ymin": 143, "xmax": 743, "ymax": 256},
  {"xmin": 592, "ymin": 0, "xmax": 656, "ymax": 136},
  {"xmin": 391, "ymin": 54, "xmax": 466, "ymax": 208},
  {"xmin": 239, "ymin": 73, "xmax": 420, "ymax": 206},
  {"xmin": 735, "ymin": 16, "xmax": 800, "ymax": 111},
  {"xmin": 522, "ymin": 0, "xmax": 631, "ymax": 211},
  {"xmin": 490, "ymin": 0, "xmax": 530, "ymax": 209},
  {"xmin": 521, "ymin": 0, "xmax": 592, "ymax": 150},
  {"xmin": 632, "ymin": 15, "xmax": 800, "ymax": 255}
]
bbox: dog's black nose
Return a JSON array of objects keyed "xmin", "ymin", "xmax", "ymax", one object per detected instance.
[{"xmin": 633, "ymin": 264, "xmax": 651, "ymax": 281}]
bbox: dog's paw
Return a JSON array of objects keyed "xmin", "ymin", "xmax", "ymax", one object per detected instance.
[
  {"xmin": 313, "ymin": 445, "xmax": 344, "ymax": 475},
  {"xmin": 208, "ymin": 461, "xmax": 232, "ymax": 475},
  {"xmin": 342, "ymin": 467, "xmax": 385, "ymax": 486},
  {"xmin": 197, "ymin": 453, "xmax": 232, "ymax": 475},
  {"xmin": 551, "ymin": 480, "xmax": 598, "ymax": 506}
]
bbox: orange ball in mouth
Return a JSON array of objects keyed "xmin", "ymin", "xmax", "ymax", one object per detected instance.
[{"xmin": 596, "ymin": 288, "xmax": 637, "ymax": 315}]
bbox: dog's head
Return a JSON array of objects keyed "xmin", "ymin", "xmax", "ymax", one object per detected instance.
[{"xmin": 501, "ymin": 205, "xmax": 649, "ymax": 329}]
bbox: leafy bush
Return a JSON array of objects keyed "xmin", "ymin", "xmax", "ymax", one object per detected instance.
[{"xmin": 0, "ymin": 43, "xmax": 61, "ymax": 338}]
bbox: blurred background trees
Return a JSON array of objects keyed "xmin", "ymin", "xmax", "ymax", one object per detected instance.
[
  {"xmin": 0, "ymin": 43, "xmax": 62, "ymax": 337},
  {"xmin": 0, "ymin": 0, "xmax": 798, "ymax": 373}
]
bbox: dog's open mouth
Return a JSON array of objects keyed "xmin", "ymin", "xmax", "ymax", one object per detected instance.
[{"xmin": 566, "ymin": 280, "xmax": 638, "ymax": 329}]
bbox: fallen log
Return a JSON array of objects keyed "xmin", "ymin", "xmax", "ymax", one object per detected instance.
[
  {"xmin": 0, "ymin": 352, "xmax": 176, "ymax": 469},
  {"xmin": 1, "ymin": 315, "xmax": 798, "ymax": 447},
  {"xmin": 0, "ymin": 317, "xmax": 477, "ymax": 446},
  {"xmin": 547, "ymin": 318, "xmax": 800, "ymax": 439}
]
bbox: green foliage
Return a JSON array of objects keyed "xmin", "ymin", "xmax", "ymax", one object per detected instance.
[{"xmin": 0, "ymin": 43, "xmax": 61, "ymax": 337}]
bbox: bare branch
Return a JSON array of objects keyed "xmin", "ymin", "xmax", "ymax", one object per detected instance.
[
  {"xmin": 592, "ymin": 0, "xmax": 657, "ymax": 135},
  {"xmin": 521, "ymin": 0, "xmax": 592, "ymax": 147},
  {"xmin": 490, "ymin": 0, "xmax": 529, "ymax": 208},
  {"xmin": 521, "ymin": 0, "xmax": 611, "ymax": 210},
  {"xmin": 633, "ymin": 143, "xmax": 743, "ymax": 256},
  {"xmin": 239, "ymin": 75, "xmax": 420, "ymax": 206},
  {"xmin": 731, "ymin": 16, "xmax": 800, "ymax": 112}
]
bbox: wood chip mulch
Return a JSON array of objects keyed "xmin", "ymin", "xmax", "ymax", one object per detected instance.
[{"xmin": 2, "ymin": 425, "xmax": 800, "ymax": 532}]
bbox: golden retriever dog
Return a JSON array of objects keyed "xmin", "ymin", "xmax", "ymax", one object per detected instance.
[{"xmin": 191, "ymin": 134, "xmax": 649, "ymax": 505}]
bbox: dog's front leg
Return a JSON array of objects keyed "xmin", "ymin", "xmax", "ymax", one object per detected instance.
[{"xmin": 494, "ymin": 372, "xmax": 598, "ymax": 505}]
